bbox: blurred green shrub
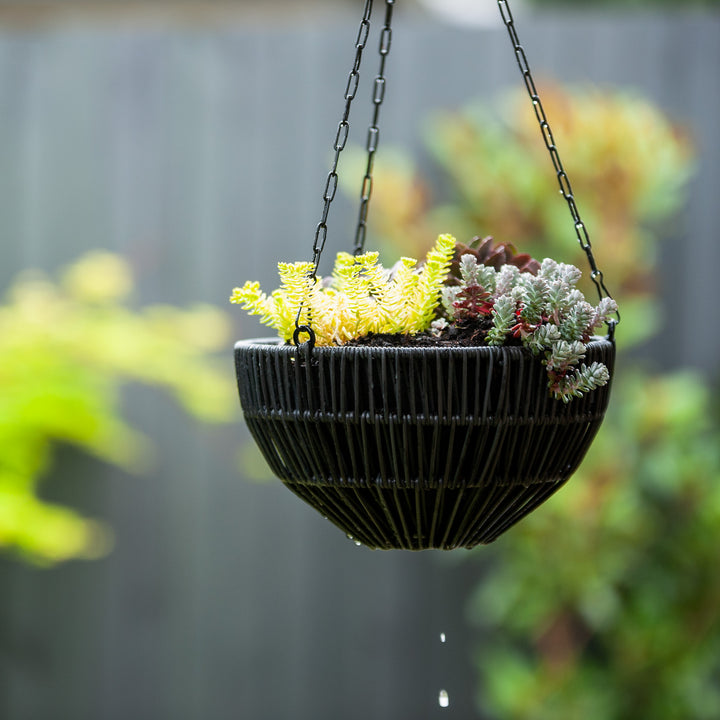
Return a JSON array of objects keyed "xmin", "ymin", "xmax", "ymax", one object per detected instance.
[
  {"xmin": 0, "ymin": 251, "xmax": 235, "ymax": 565},
  {"xmin": 352, "ymin": 85, "xmax": 718, "ymax": 718},
  {"xmin": 470, "ymin": 370, "xmax": 720, "ymax": 719}
]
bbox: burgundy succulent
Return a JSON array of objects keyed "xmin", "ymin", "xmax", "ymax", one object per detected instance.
[
  {"xmin": 452, "ymin": 283, "xmax": 494, "ymax": 321},
  {"xmin": 449, "ymin": 235, "xmax": 540, "ymax": 282}
]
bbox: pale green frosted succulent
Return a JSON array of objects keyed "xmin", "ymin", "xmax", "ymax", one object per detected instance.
[{"xmin": 441, "ymin": 254, "xmax": 617, "ymax": 402}]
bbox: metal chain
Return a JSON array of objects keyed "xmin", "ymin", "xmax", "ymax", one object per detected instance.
[
  {"xmin": 294, "ymin": 0, "xmax": 618, "ymax": 342},
  {"xmin": 497, "ymin": 0, "xmax": 619, "ymax": 339},
  {"xmin": 294, "ymin": 0, "xmax": 375, "ymax": 340},
  {"xmin": 353, "ymin": 0, "xmax": 395, "ymax": 255}
]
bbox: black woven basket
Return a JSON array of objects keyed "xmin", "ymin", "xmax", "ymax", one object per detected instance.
[{"xmin": 235, "ymin": 337, "xmax": 615, "ymax": 549}]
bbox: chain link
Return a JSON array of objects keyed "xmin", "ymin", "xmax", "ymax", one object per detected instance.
[
  {"xmin": 497, "ymin": 0, "xmax": 619, "ymax": 339},
  {"xmin": 295, "ymin": 0, "xmax": 618, "ymax": 340},
  {"xmin": 295, "ymin": 0, "xmax": 375, "ymax": 335},
  {"xmin": 353, "ymin": 0, "xmax": 395, "ymax": 255}
]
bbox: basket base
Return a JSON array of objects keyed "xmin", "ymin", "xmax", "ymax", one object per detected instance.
[
  {"xmin": 235, "ymin": 337, "xmax": 615, "ymax": 550},
  {"xmin": 284, "ymin": 477, "xmax": 568, "ymax": 550}
]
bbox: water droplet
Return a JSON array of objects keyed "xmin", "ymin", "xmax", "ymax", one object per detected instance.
[
  {"xmin": 354, "ymin": 540, "xmax": 362, "ymax": 547},
  {"xmin": 440, "ymin": 632, "xmax": 446, "ymax": 643},
  {"xmin": 438, "ymin": 689, "xmax": 450, "ymax": 708}
]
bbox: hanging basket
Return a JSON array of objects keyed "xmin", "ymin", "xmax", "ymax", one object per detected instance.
[
  {"xmin": 235, "ymin": 337, "xmax": 615, "ymax": 549},
  {"xmin": 232, "ymin": 0, "xmax": 620, "ymax": 549}
]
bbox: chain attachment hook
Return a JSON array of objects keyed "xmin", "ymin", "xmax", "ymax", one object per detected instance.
[{"xmin": 293, "ymin": 324, "xmax": 316, "ymax": 351}]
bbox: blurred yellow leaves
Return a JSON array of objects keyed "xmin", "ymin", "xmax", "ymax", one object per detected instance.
[
  {"xmin": 0, "ymin": 251, "xmax": 236, "ymax": 565},
  {"xmin": 62, "ymin": 251, "xmax": 133, "ymax": 303}
]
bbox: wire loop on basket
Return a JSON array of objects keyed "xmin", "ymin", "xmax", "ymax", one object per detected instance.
[{"xmin": 292, "ymin": 325, "xmax": 316, "ymax": 352}]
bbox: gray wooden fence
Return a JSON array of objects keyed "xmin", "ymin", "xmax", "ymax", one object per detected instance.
[{"xmin": 1, "ymin": 7, "xmax": 719, "ymax": 720}]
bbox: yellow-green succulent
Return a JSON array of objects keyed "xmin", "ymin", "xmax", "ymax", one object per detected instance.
[{"xmin": 230, "ymin": 233, "xmax": 456, "ymax": 346}]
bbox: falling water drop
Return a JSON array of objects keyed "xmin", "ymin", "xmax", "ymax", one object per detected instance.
[{"xmin": 437, "ymin": 632, "xmax": 449, "ymax": 708}]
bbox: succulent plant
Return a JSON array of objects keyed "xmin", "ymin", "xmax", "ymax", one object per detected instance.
[
  {"xmin": 230, "ymin": 234, "xmax": 455, "ymax": 346},
  {"xmin": 438, "ymin": 252, "xmax": 617, "ymax": 401},
  {"xmin": 232, "ymin": 234, "xmax": 614, "ymax": 402},
  {"xmin": 448, "ymin": 235, "xmax": 541, "ymax": 283}
]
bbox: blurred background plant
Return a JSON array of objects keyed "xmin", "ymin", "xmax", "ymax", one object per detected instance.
[
  {"xmin": 470, "ymin": 370, "xmax": 720, "ymax": 720},
  {"xmin": 345, "ymin": 84, "xmax": 720, "ymax": 718},
  {"xmin": 0, "ymin": 251, "xmax": 235, "ymax": 566},
  {"xmin": 350, "ymin": 85, "xmax": 693, "ymax": 348}
]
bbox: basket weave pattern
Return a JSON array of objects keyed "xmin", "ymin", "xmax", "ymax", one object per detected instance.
[{"xmin": 235, "ymin": 338, "xmax": 615, "ymax": 550}]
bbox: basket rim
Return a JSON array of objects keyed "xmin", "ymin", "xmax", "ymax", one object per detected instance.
[{"xmin": 234, "ymin": 335, "xmax": 614, "ymax": 356}]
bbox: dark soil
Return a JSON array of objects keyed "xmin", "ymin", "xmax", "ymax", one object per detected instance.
[{"xmin": 345, "ymin": 318, "xmax": 523, "ymax": 348}]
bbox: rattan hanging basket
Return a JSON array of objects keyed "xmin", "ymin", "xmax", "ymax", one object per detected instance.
[
  {"xmin": 235, "ymin": 336, "xmax": 615, "ymax": 549},
  {"xmin": 232, "ymin": 0, "xmax": 619, "ymax": 549}
]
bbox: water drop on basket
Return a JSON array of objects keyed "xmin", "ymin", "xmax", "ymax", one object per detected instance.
[{"xmin": 438, "ymin": 689, "xmax": 450, "ymax": 708}]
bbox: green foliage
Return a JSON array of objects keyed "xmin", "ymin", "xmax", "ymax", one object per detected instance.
[
  {"xmin": 487, "ymin": 295, "xmax": 516, "ymax": 345},
  {"xmin": 230, "ymin": 233, "xmax": 456, "ymax": 345},
  {"xmin": 469, "ymin": 372, "xmax": 720, "ymax": 720},
  {"xmin": 442, "ymin": 254, "xmax": 617, "ymax": 400},
  {"xmin": 233, "ymin": 227, "xmax": 612, "ymax": 401},
  {"xmin": 0, "ymin": 252, "xmax": 235, "ymax": 565}
]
